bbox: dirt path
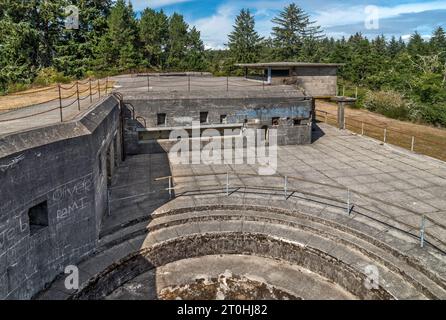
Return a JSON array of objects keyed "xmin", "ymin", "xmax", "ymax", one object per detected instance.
[
  {"xmin": 316, "ymin": 100, "xmax": 446, "ymax": 144},
  {"xmin": 0, "ymin": 79, "xmax": 111, "ymax": 111}
]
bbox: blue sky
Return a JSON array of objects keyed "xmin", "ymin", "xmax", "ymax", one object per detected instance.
[{"xmin": 132, "ymin": 1, "xmax": 446, "ymax": 48}]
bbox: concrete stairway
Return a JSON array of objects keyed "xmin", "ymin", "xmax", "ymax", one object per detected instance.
[{"xmin": 36, "ymin": 192, "xmax": 446, "ymax": 300}]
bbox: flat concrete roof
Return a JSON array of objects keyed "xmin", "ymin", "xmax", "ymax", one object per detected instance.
[{"xmin": 235, "ymin": 62, "xmax": 344, "ymax": 69}]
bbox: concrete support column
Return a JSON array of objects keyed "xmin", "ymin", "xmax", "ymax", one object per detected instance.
[
  {"xmin": 331, "ymin": 97, "xmax": 356, "ymax": 130},
  {"xmin": 267, "ymin": 67, "xmax": 272, "ymax": 84}
]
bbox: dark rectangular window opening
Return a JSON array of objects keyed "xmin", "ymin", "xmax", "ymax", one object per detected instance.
[
  {"xmin": 28, "ymin": 201, "xmax": 49, "ymax": 235},
  {"xmin": 293, "ymin": 118, "xmax": 302, "ymax": 126},
  {"xmin": 200, "ymin": 112, "xmax": 209, "ymax": 124},
  {"xmin": 272, "ymin": 117, "xmax": 280, "ymax": 126},
  {"xmin": 220, "ymin": 115, "xmax": 227, "ymax": 124},
  {"xmin": 157, "ymin": 113, "xmax": 167, "ymax": 126}
]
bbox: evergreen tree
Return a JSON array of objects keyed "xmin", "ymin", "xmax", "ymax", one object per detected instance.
[
  {"xmin": 139, "ymin": 8, "xmax": 169, "ymax": 69},
  {"xmin": 0, "ymin": 0, "xmax": 66, "ymax": 69},
  {"xmin": 227, "ymin": 9, "xmax": 263, "ymax": 64},
  {"xmin": 185, "ymin": 27, "xmax": 207, "ymax": 71},
  {"xmin": 430, "ymin": 27, "xmax": 446, "ymax": 59},
  {"xmin": 0, "ymin": 18, "xmax": 39, "ymax": 91},
  {"xmin": 271, "ymin": 3, "xmax": 323, "ymax": 60},
  {"xmin": 55, "ymin": 0, "xmax": 111, "ymax": 77},
  {"xmin": 166, "ymin": 13, "xmax": 189, "ymax": 70},
  {"xmin": 387, "ymin": 36, "xmax": 406, "ymax": 58},
  {"xmin": 407, "ymin": 32, "xmax": 428, "ymax": 56},
  {"xmin": 96, "ymin": 0, "xmax": 141, "ymax": 71}
]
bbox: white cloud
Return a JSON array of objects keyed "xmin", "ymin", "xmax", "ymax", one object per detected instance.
[
  {"xmin": 314, "ymin": 1, "xmax": 446, "ymax": 27},
  {"xmin": 193, "ymin": 6, "xmax": 235, "ymax": 49},
  {"xmin": 192, "ymin": 1, "xmax": 288, "ymax": 49},
  {"xmin": 186, "ymin": 0, "xmax": 446, "ymax": 48}
]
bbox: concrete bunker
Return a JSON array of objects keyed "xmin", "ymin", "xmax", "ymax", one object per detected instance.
[
  {"xmin": 235, "ymin": 62, "xmax": 342, "ymax": 97},
  {"xmin": 2, "ymin": 76, "xmax": 446, "ymax": 301},
  {"xmin": 122, "ymin": 90, "xmax": 316, "ymax": 155}
]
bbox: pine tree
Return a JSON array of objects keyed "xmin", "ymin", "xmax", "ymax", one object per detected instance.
[
  {"xmin": 0, "ymin": 0, "xmax": 67, "ymax": 68},
  {"xmin": 0, "ymin": 18, "xmax": 39, "ymax": 91},
  {"xmin": 271, "ymin": 3, "xmax": 323, "ymax": 60},
  {"xmin": 388, "ymin": 36, "xmax": 406, "ymax": 58},
  {"xmin": 55, "ymin": 0, "xmax": 111, "ymax": 77},
  {"xmin": 430, "ymin": 27, "xmax": 446, "ymax": 59},
  {"xmin": 95, "ymin": 0, "xmax": 141, "ymax": 72},
  {"xmin": 139, "ymin": 8, "xmax": 169, "ymax": 69},
  {"xmin": 227, "ymin": 9, "xmax": 263, "ymax": 64},
  {"xmin": 185, "ymin": 27, "xmax": 207, "ymax": 71},
  {"xmin": 407, "ymin": 32, "xmax": 428, "ymax": 56},
  {"xmin": 166, "ymin": 13, "xmax": 189, "ymax": 70}
]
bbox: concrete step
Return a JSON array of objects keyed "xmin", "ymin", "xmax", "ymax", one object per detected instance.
[
  {"xmin": 96, "ymin": 208, "xmax": 446, "ymax": 299},
  {"xmin": 156, "ymin": 193, "xmax": 446, "ymax": 285},
  {"xmin": 154, "ymin": 210, "xmax": 446, "ymax": 299},
  {"xmin": 112, "ymin": 219, "xmax": 426, "ymax": 299}
]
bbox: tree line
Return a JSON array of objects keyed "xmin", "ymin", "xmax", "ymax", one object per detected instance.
[
  {"xmin": 1, "ymin": 1, "xmax": 445, "ymax": 126},
  {"xmin": 222, "ymin": 4, "xmax": 446, "ymax": 127},
  {"xmin": 0, "ymin": 0, "xmax": 207, "ymax": 92}
]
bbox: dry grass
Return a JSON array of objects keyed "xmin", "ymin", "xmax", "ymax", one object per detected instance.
[
  {"xmin": 0, "ymin": 79, "xmax": 112, "ymax": 111},
  {"xmin": 316, "ymin": 100, "xmax": 446, "ymax": 162}
]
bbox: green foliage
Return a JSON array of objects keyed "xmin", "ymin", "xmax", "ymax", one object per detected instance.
[
  {"xmin": 33, "ymin": 67, "xmax": 71, "ymax": 86},
  {"xmin": 185, "ymin": 27, "xmax": 208, "ymax": 71},
  {"xmin": 166, "ymin": 13, "xmax": 190, "ymax": 70},
  {"xmin": 364, "ymin": 90, "xmax": 410, "ymax": 120},
  {"xmin": 95, "ymin": 0, "xmax": 142, "ymax": 72},
  {"xmin": 0, "ymin": 0, "xmax": 445, "ymax": 128},
  {"xmin": 271, "ymin": 3, "xmax": 323, "ymax": 61},
  {"xmin": 411, "ymin": 103, "xmax": 446, "ymax": 127},
  {"xmin": 55, "ymin": 0, "xmax": 111, "ymax": 77},
  {"xmin": 227, "ymin": 9, "xmax": 263, "ymax": 64},
  {"xmin": 0, "ymin": 18, "xmax": 38, "ymax": 91},
  {"xmin": 139, "ymin": 8, "xmax": 169, "ymax": 69}
]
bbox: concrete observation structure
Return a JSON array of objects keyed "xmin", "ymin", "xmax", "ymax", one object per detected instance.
[
  {"xmin": 235, "ymin": 62, "xmax": 342, "ymax": 97},
  {"xmin": 124, "ymin": 90, "xmax": 315, "ymax": 154},
  {"xmin": 0, "ymin": 74, "xmax": 446, "ymax": 300}
]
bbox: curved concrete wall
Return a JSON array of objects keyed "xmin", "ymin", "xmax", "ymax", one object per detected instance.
[
  {"xmin": 0, "ymin": 96, "xmax": 122, "ymax": 299},
  {"xmin": 72, "ymin": 233, "xmax": 392, "ymax": 300}
]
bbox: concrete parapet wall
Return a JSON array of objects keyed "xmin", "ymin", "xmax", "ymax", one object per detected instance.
[
  {"xmin": 271, "ymin": 66, "xmax": 338, "ymax": 97},
  {"xmin": 122, "ymin": 94, "xmax": 314, "ymax": 155},
  {"xmin": 0, "ymin": 96, "xmax": 122, "ymax": 299},
  {"xmin": 125, "ymin": 95, "xmax": 312, "ymax": 128}
]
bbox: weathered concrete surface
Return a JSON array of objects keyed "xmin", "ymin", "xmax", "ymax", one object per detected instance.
[
  {"xmin": 169, "ymin": 123, "xmax": 446, "ymax": 245},
  {"xmin": 0, "ymin": 96, "xmax": 122, "ymax": 299},
  {"xmin": 0, "ymin": 91, "xmax": 108, "ymax": 136},
  {"xmin": 112, "ymin": 75, "xmax": 296, "ymax": 94},
  {"xmin": 123, "ymin": 91, "xmax": 314, "ymax": 154},
  {"xmin": 106, "ymin": 255, "xmax": 356, "ymax": 300},
  {"xmin": 36, "ymin": 121, "xmax": 446, "ymax": 301},
  {"xmin": 292, "ymin": 66, "xmax": 338, "ymax": 97},
  {"xmin": 69, "ymin": 233, "xmax": 394, "ymax": 300},
  {"xmin": 100, "ymin": 153, "xmax": 171, "ymax": 238}
]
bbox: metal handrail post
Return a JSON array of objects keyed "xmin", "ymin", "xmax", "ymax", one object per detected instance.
[
  {"xmin": 284, "ymin": 176, "xmax": 288, "ymax": 199},
  {"xmin": 420, "ymin": 215, "xmax": 426, "ymax": 248},
  {"xmin": 226, "ymin": 172, "xmax": 229, "ymax": 196},
  {"xmin": 76, "ymin": 81, "xmax": 80, "ymax": 111},
  {"xmin": 89, "ymin": 78, "xmax": 92, "ymax": 102},
  {"xmin": 58, "ymin": 84, "xmax": 63, "ymax": 122}
]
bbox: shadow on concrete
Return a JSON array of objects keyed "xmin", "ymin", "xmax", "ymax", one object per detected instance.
[
  {"xmin": 99, "ymin": 140, "xmax": 172, "ymax": 240},
  {"xmin": 74, "ymin": 255, "xmax": 159, "ymax": 300},
  {"xmin": 312, "ymin": 123, "xmax": 326, "ymax": 143}
]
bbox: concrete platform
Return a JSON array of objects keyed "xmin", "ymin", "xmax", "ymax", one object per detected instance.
[{"xmin": 36, "ymin": 123, "xmax": 446, "ymax": 300}]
